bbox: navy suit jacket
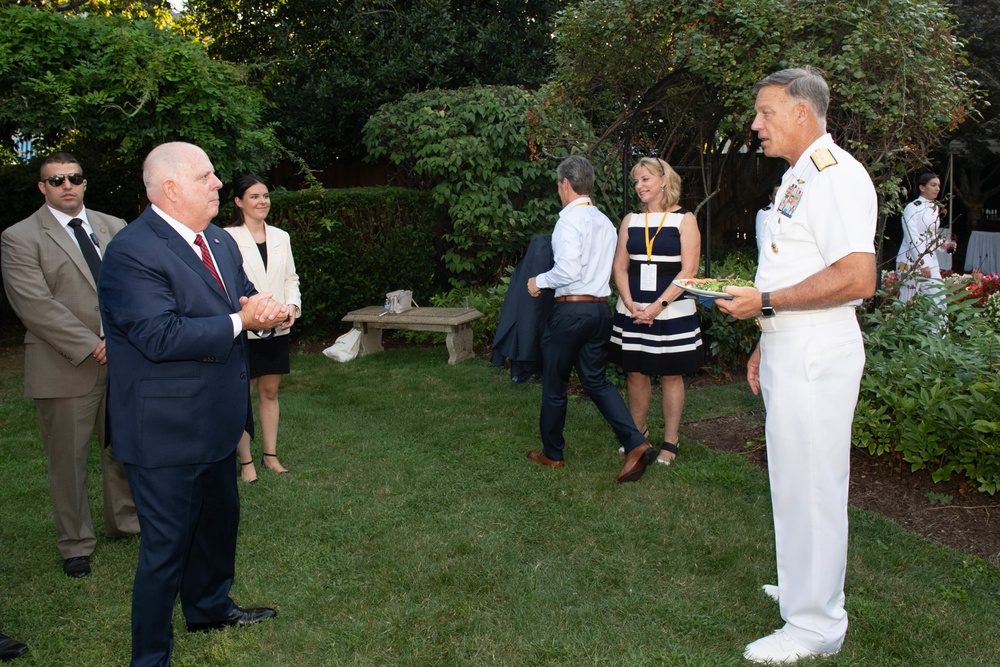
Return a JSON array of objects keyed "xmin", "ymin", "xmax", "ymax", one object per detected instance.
[
  {"xmin": 491, "ymin": 234, "xmax": 554, "ymax": 381},
  {"xmin": 99, "ymin": 206, "xmax": 256, "ymax": 468}
]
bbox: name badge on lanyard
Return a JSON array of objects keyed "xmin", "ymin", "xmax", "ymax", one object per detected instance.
[
  {"xmin": 641, "ymin": 211, "xmax": 667, "ymax": 292},
  {"xmin": 640, "ymin": 263, "xmax": 657, "ymax": 291}
]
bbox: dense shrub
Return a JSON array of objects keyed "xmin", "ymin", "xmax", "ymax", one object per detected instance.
[
  {"xmin": 223, "ymin": 186, "xmax": 447, "ymax": 339},
  {"xmin": 363, "ymin": 85, "xmax": 593, "ymax": 284},
  {"xmin": 697, "ymin": 247, "xmax": 761, "ymax": 374},
  {"xmin": 855, "ymin": 283, "xmax": 1000, "ymax": 494}
]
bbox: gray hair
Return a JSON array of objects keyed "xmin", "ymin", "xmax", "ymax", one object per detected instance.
[
  {"xmin": 556, "ymin": 155, "xmax": 595, "ymax": 195},
  {"xmin": 753, "ymin": 67, "xmax": 830, "ymax": 123}
]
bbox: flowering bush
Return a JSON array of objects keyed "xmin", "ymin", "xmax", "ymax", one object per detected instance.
[
  {"xmin": 941, "ymin": 270, "xmax": 1000, "ymax": 308},
  {"xmin": 984, "ymin": 292, "xmax": 1000, "ymax": 328},
  {"xmin": 880, "ymin": 270, "xmax": 902, "ymax": 300}
]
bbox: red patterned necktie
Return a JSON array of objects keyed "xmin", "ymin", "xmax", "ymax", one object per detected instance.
[{"xmin": 193, "ymin": 234, "xmax": 226, "ymax": 292}]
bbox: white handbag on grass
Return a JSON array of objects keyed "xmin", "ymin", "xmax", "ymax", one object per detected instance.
[{"xmin": 323, "ymin": 328, "xmax": 362, "ymax": 362}]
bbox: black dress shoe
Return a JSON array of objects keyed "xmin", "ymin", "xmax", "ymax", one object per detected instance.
[
  {"xmin": 0, "ymin": 632, "xmax": 28, "ymax": 661},
  {"xmin": 186, "ymin": 606, "xmax": 277, "ymax": 632},
  {"xmin": 63, "ymin": 556, "xmax": 91, "ymax": 578}
]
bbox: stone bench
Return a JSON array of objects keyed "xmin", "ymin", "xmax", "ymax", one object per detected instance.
[{"xmin": 341, "ymin": 306, "xmax": 484, "ymax": 365}]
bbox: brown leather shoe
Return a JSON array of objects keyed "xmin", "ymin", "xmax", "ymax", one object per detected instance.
[
  {"xmin": 527, "ymin": 450, "xmax": 564, "ymax": 468},
  {"xmin": 615, "ymin": 442, "xmax": 657, "ymax": 483}
]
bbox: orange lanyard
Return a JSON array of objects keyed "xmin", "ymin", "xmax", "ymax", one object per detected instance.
[{"xmin": 644, "ymin": 211, "xmax": 667, "ymax": 261}]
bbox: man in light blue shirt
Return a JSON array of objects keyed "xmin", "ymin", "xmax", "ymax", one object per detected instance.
[{"xmin": 527, "ymin": 155, "xmax": 656, "ymax": 483}]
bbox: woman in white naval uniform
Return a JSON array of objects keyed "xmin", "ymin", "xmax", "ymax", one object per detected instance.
[{"xmin": 896, "ymin": 172, "xmax": 955, "ymax": 302}]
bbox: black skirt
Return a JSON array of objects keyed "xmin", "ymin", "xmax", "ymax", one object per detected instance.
[{"xmin": 248, "ymin": 334, "xmax": 291, "ymax": 379}]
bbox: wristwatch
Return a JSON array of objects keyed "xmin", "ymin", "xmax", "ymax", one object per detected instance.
[
  {"xmin": 760, "ymin": 292, "xmax": 776, "ymax": 318},
  {"xmin": 660, "ymin": 298, "xmax": 669, "ymax": 308}
]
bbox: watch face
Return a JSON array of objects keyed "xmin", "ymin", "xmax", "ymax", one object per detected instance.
[
  {"xmin": 661, "ymin": 300, "xmax": 669, "ymax": 308},
  {"xmin": 761, "ymin": 306, "xmax": 776, "ymax": 317}
]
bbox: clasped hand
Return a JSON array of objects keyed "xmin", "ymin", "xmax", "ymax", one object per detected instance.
[
  {"xmin": 629, "ymin": 302, "xmax": 657, "ymax": 326},
  {"xmin": 237, "ymin": 293, "xmax": 289, "ymax": 331}
]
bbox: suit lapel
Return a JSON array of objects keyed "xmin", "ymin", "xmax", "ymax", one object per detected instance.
[
  {"xmin": 230, "ymin": 225, "xmax": 265, "ymax": 288},
  {"xmin": 144, "ymin": 209, "xmax": 232, "ymax": 306},
  {"xmin": 37, "ymin": 207, "xmax": 96, "ymax": 291},
  {"xmin": 89, "ymin": 212, "xmax": 117, "ymax": 256},
  {"xmin": 203, "ymin": 226, "xmax": 241, "ymax": 308}
]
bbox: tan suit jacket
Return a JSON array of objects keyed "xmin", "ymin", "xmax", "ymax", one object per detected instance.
[
  {"xmin": 2, "ymin": 204, "xmax": 136, "ymax": 557},
  {"xmin": 2, "ymin": 205, "xmax": 124, "ymax": 398},
  {"xmin": 225, "ymin": 223, "xmax": 301, "ymax": 339}
]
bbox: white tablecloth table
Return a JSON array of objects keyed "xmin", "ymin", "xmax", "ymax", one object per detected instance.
[{"xmin": 964, "ymin": 230, "xmax": 1000, "ymax": 275}]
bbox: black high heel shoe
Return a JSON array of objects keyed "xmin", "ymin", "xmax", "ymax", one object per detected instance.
[
  {"xmin": 239, "ymin": 460, "xmax": 257, "ymax": 483},
  {"xmin": 261, "ymin": 452, "xmax": 290, "ymax": 473}
]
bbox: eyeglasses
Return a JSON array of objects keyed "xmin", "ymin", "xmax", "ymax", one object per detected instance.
[{"xmin": 43, "ymin": 173, "xmax": 85, "ymax": 187}]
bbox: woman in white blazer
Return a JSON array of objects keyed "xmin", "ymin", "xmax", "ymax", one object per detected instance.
[{"xmin": 226, "ymin": 176, "xmax": 302, "ymax": 483}]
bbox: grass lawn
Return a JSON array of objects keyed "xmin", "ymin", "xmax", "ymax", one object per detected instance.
[{"xmin": 0, "ymin": 346, "xmax": 998, "ymax": 666}]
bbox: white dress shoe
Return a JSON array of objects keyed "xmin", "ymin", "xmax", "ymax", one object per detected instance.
[
  {"xmin": 743, "ymin": 629, "xmax": 835, "ymax": 664},
  {"xmin": 762, "ymin": 584, "xmax": 779, "ymax": 602}
]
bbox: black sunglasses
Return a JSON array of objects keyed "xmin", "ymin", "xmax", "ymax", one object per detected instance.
[{"xmin": 43, "ymin": 173, "xmax": 85, "ymax": 187}]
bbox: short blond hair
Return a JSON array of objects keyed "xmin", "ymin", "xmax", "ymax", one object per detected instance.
[{"xmin": 630, "ymin": 157, "xmax": 681, "ymax": 212}]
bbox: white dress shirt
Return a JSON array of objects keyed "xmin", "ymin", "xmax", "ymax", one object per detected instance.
[{"xmin": 534, "ymin": 197, "xmax": 617, "ymax": 298}]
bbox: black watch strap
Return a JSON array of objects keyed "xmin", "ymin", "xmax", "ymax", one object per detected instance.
[{"xmin": 760, "ymin": 292, "xmax": 776, "ymax": 317}]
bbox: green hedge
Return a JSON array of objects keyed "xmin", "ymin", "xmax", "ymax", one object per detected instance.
[{"xmin": 223, "ymin": 186, "xmax": 447, "ymax": 339}]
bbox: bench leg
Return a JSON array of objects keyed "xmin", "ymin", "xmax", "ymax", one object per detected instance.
[
  {"xmin": 445, "ymin": 326, "xmax": 473, "ymax": 365},
  {"xmin": 356, "ymin": 324, "xmax": 384, "ymax": 357}
]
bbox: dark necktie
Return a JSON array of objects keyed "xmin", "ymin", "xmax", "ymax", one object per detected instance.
[
  {"xmin": 194, "ymin": 234, "xmax": 226, "ymax": 292},
  {"xmin": 68, "ymin": 218, "xmax": 101, "ymax": 284}
]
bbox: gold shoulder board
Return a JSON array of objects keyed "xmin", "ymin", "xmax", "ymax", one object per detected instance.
[{"xmin": 810, "ymin": 148, "xmax": 838, "ymax": 171}]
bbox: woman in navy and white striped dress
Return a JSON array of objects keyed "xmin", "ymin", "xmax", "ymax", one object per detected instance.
[{"xmin": 609, "ymin": 157, "xmax": 705, "ymax": 465}]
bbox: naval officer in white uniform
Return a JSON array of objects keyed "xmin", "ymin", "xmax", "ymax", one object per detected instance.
[
  {"xmin": 896, "ymin": 172, "xmax": 956, "ymax": 302},
  {"xmin": 717, "ymin": 67, "xmax": 877, "ymax": 664}
]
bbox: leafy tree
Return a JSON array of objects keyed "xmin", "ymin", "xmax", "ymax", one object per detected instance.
[
  {"xmin": 363, "ymin": 85, "xmax": 596, "ymax": 283},
  {"xmin": 0, "ymin": 6, "xmax": 281, "ymax": 219},
  {"xmin": 182, "ymin": 0, "xmax": 569, "ymax": 166},
  {"xmin": 946, "ymin": 0, "xmax": 1000, "ymax": 228},
  {"xmin": 550, "ymin": 0, "xmax": 978, "ymax": 232},
  {"xmin": 0, "ymin": 0, "xmax": 173, "ymax": 24}
]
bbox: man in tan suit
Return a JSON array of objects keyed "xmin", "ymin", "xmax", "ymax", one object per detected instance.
[{"xmin": 1, "ymin": 152, "xmax": 138, "ymax": 578}]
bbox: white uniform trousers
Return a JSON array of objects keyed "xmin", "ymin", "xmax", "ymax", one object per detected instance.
[{"xmin": 758, "ymin": 308, "xmax": 864, "ymax": 653}]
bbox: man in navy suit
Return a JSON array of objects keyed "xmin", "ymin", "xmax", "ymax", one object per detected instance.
[{"xmin": 99, "ymin": 142, "xmax": 288, "ymax": 667}]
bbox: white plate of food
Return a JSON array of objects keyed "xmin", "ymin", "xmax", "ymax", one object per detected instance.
[{"xmin": 673, "ymin": 277, "xmax": 754, "ymax": 300}]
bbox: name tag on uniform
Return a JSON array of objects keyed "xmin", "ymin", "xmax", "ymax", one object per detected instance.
[{"xmin": 640, "ymin": 263, "xmax": 657, "ymax": 291}]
